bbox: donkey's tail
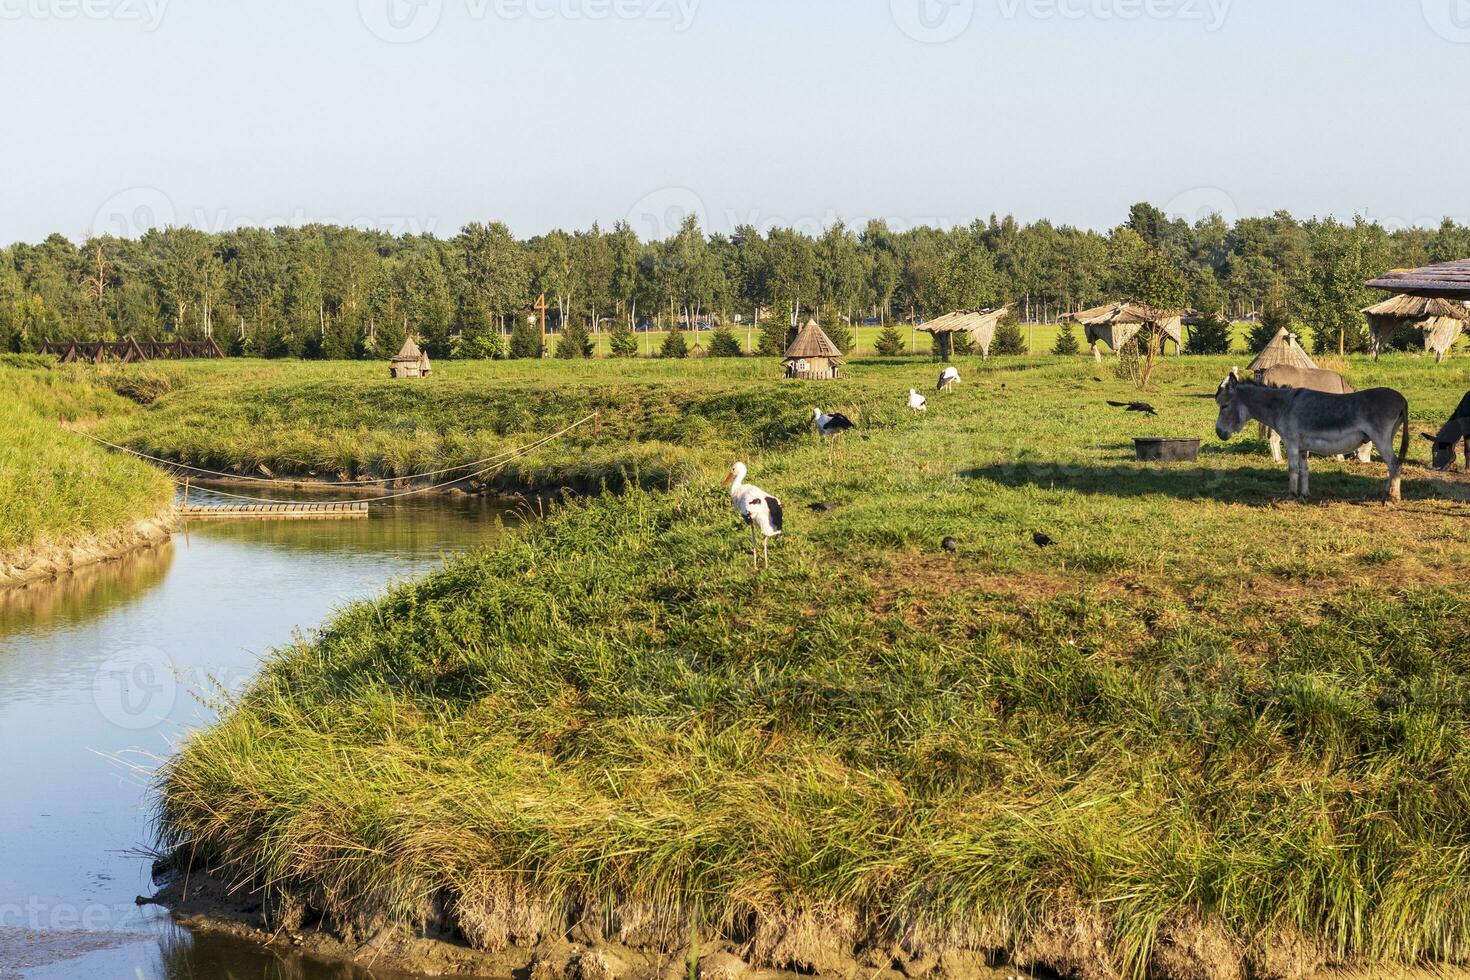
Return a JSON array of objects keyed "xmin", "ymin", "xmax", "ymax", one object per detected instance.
[{"xmin": 1399, "ymin": 402, "xmax": 1411, "ymax": 464}]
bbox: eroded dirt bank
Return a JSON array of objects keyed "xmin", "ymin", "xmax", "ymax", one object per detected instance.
[{"xmin": 0, "ymin": 513, "xmax": 175, "ymax": 589}]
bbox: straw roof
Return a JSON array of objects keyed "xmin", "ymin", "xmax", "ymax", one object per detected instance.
[
  {"xmin": 1361, "ymin": 293, "xmax": 1470, "ymax": 321},
  {"xmin": 1367, "ymin": 260, "xmax": 1470, "ymax": 300},
  {"xmin": 917, "ymin": 308, "xmax": 1008, "ymax": 335},
  {"xmin": 1063, "ymin": 301, "xmax": 1181, "ymax": 327},
  {"xmin": 393, "ymin": 336, "xmax": 424, "ymax": 361},
  {"xmin": 784, "ymin": 320, "xmax": 843, "ymax": 360},
  {"xmin": 1247, "ymin": 327, "xmax": 1317, "ymax": 373}
]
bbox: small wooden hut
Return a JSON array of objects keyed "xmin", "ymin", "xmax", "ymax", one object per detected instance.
[
  {"xmin": 1247, "ymin": 327, "xmax": 1316, "ymax": 374},
  {"xmin": 1361, "ymin": 293, "xmax": 1470, "ymax": 363},
  {"xmin": 1063, "ymin": 302, "xmax": 1183, "ymax": 361},
  {"xmin": 389, "ymin": 336, "xmax": 431, "ymax": 379},
  {"xmin": 1367, "ymin": 259, "xmax": 1470, "ymax": 299},
  {"xmin": 783, "ymin": 319, "xmax": 843, "ymax": 380},
  {"xmin": 917, "ymin": 307, "xmax": 1008, "ymax": 361}
]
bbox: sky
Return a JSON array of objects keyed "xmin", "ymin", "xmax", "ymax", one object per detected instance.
[{"xmin": 2, "ymin": 0, "xmax": 1469, "ymax": 245}]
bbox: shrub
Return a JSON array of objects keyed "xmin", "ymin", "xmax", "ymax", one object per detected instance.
[
  {"xmin": 874, "ymin": 324, "xmax": 905, "ymax": 356},
  {"xmin": 758, "ymin": 320, "xmax": 788, "ymax": 356},
  {"xmin": 1052, "ymin": 321, "xmax": 1081, "ymax": 356},
  {"xmin": 991, "ymin": 316, "xmax": 1027, "ymax": 355},
  {"xmin": 825, "ymin": 320, "xmax": 853, "ymax": 354},
  {"xmin": 609, "ymin": 322, "xmax": 638, "ymax": 358},
  {"xmin": 463, "ymin": 332, "xmax": 504, "ymax": 360},
  {"xmin": 660, "ymin": 326, "xmax": 689, "ymax": 359},
  {"xmin": 556, "ymin": 321, "xmax": 593, "ymax": 359},
  {"xmin": 509, "ymin": 320, "xmax": 543, "ymax": 359},
  {"xmin": 707, "ymin": 327, "xmax": 743, "ymax": 357},
  {"xmin": 1249, "ymin": 303, "xmax": 1290, "ymax": 353},
  {"xmin": 1186, "ymin": 313, "xmax": 1233, "ymax": 355}
]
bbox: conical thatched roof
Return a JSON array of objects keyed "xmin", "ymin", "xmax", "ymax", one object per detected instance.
[
  {"xmin": 393, "ymin": 336, "xmax": 424, "ymax": 361},
  {"xmin": 1248, "ymin": 327, "xmax": 1317, "ymax": 373},
  {"xmin": 784, "ymin": 321, "xmax": 843, "ymax": 359},
  {"xmin": 1362, "ymin": 293, "xmax": 1470, "ymax": 321},
  {"xmin": 918, "ymin": 308, "xmax": 1008, "ymax": 358},
  {"xmin": 1367, "ymin": 260, "xmax": 1470, "ymax": 300}
]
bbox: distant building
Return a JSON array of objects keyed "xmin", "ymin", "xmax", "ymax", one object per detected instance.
[
  {"xmin": 389, "ymin": 336, "xmax": 431, "ymax": 379},
  {"xmin": 783, "ymin": 319, "xmax": 843, "ymax": 380}
]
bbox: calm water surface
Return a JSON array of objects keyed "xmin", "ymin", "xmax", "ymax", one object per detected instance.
[{"xmin": 0, "ymin": 495, "xmax": 518, "ymax": 978}]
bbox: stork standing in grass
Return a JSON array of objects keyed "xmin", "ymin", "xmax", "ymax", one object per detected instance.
[
  {"xmin": 908, "ymin": 388, "xmax": 928, "ymax": 412},
  {"xmin": 938, "ymin": 366, "xmax": 961, "ymax": 392},
  {"xmin": 722, "ymin": 462, "xmax": 783, "ymax": 570},
  {"xmin": 813, "ymin": 407, "xmax": 856, "ymax": 462}
]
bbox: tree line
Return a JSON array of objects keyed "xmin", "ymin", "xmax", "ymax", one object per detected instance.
[{"xmin": 3, "ymin": 203, "xmax": 1466, "ymax": 360}]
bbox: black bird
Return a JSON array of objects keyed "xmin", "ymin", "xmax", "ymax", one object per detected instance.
[
  {"xmin": 941, "ymin": 537, "xmax": 960, "ymax": 553},
  {"xmin": 1032, "ymin": 531, "xmax": 1054, "ymax": 549},
  {"xmin": 809, "ymin": 501, "xmax": 837, "ymax": 513},
  {"xmin": 1108, "ymin": 400, "xmax": 1158, "ymax": 416}
]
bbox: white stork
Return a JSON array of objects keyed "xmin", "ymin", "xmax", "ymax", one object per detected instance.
[
  {"xmin": 722, "ymin": 462, "xmax": 783, "ymax": 570},
  {"xmin": 937, "ymin": 366, "xmax": 961, "ymax": 392},
  {"xmin": 907, "ymin": 388, "xmax": 928, "ymax": 412},
  {"xmin": 812, "ymin": 407, "xmax": 856, "ymax": 436}
]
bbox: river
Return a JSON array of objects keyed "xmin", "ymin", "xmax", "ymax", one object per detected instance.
[{"xmin": 0, "ymin": 494, "xmax": 519, "ymax": 979}]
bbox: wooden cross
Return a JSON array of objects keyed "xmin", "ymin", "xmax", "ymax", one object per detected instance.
[{"xmin": 534, "ymin": 293, "xmax": 548, "ymax": 357}]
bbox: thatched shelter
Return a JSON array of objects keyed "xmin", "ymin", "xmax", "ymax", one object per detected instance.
[
  {"xmin": 389, "ymin": 336, "xmax": 431, "ymax": 379},
  {"xmin": 1247, "ymin": 327, "xmax": 1316, "ymax": 373},
  {"xmin": 1362, "ymin": 293, "xmax": 1470, "ymax": 363},
  {"xmin": 917, "ymin": 307, "xmax": 1008, "ymax": 361},
  {"xmin": 1063, "ymin": 302, "xmax": 1183, "ymax": 361},
  {"xmin": 1366, "ymin": 259, "xmax": 1470, "ymax": 299},
  {"xmin": 783, "ymin": 319, "xmax": 843, "ymax": 380}
]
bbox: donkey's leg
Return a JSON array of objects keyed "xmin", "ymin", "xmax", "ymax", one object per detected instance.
[
  {"xmin": 1371, "ymin": 428, "xmax": 1402, "ymax": 503},
  {"xmin": 1269, "ymin": 429, "xmax": 1284, "ymax": 464},
  {"xmin": 1286, "ymin": 443, "xmax": 1302, "ymax": 498},
  {"xmin": 1355, "ymin": 442, "xmax": 1373, "ymax": 464}
]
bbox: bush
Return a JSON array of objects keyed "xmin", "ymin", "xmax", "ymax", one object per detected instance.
[
  {"xmin": 707, "ymin": 327, "xmax": 743, "ymax": 357},
  {"xmin": 1248, "ymin": 303, "xmax": 1290, "ymax": 353},
  {"xmin": 991, "ymin": 317, "xmax": 1026, "ymax": 355},
  {"xmin": 950, "ymin": 331, "xmax": 976, "ymax": 356},
  {"xmin": 556, "ymin": 320, "xmax": 593, "ymax": 359},
  {"xmin": 825, "ymin": 320, "xmax": 853, "ymax": 354},
  {"xmin": 463, "ymin": 332, "xmax": 505, "ymax": 360},
  {"xmin": 660, "ymin": 326, "xmax": 689, "ymax": 359},
  {"xmin": 1052, "ymin": 321, "xmax": 1081, "ymax": 356},
  {"xmin": 509, "ymin": 320, "xmax": 543, "ymax": 359},
  {"xmin": 609, "ymin": 322, "xmax": 638, "ymax": 358},
  {"xmin": 1185, "ymin": 313, "xmax": 1233, "ymax": 355},
  {"xmin": 874, "ymin": 324, "xmax": 905, "ymax": 356},
  {"xmin": 757, "ymin": 320, "xmax": 788, "ymax": 356}
]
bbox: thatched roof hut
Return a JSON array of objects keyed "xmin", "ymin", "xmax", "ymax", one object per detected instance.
[
  {"xmin": 1063, "ymin": 302, "xmax": 1183, "ymax": 361},
  {"xmin": 1362, "ymin": 293, "xmax": 1470, "ymax": 363},
  {"xmin": 1247, "ymin": 327, "xmax": 1316, "ymax": 373},
  {"xmin": 783, "ymin": 319, "xmax": 843, "ymax": 380},
  {"xmin": 1366, "ymin": 260, "xmax": 1470, "ymax": 300},
  {"xmin": 917, "ymin": 307, "xmax": 1008, "ymax": 361},
  {"xmin": 389, "ymin": 336, "xmax": 431, "ymax": 379}
]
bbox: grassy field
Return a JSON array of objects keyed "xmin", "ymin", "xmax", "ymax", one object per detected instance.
[
  {"xmin": 0, "ymin": 359, "xmax": 174, "ymax": 562},
  {"xmin": 127, "ymin": 352, "xmax": 1470, "ymax": 977}
]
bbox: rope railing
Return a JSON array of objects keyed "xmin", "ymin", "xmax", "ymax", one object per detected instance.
[{"xmin": 83, "ymin": 413, "xmax": 598, "ymax": 507}]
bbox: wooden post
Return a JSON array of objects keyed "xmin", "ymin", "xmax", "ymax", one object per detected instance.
[{"xmin": 534, "ymin": 293, "xmax": 548, "ymax": 358}]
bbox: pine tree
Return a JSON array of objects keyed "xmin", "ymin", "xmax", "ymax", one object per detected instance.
[
  {"xmin": 556, "ymin": 319, "xmax": 593, "ymax": 358},
  {"xmin": 1185, "ymin": 313, "xmax": 1232, "ymax": 355},
  {"xmin": 609, "ymin": 321, "xmax": 638, "ymax": 358},
  {"xmin": 825, "ymin": 320, "xmax": 853, "ymax": 354},
  {"xmin": 660, "ymin": 325, "xmax": 689, "ymax": 358},
  {"xmin": 991, "ymin": 318, "xmax": 1026, "ymax": 355},
  {"xmin": 874, "ymin": 323, "xmax": 905, "ymax": 356},
  {"xmin": 1249, "ymin": 302, "xmax": 1290, "ymax": 353},
  {"xmin": 758, "ymin": 318, "xmax": 788, "ymax": 356},
  {"xmin": 708, "ymin": 326, "xmax": 743, "ymax": 357},
  {"xmin": 1052, "ymin": 321, "xmax": 1081, "ymax": 355},
  {"xmin": 509, "ymin": 318, "xmax": 542, "ymax": 359}
]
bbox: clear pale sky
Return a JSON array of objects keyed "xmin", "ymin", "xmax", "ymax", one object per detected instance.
[{"xmin": 2, "ymin": 0, "xmax": 1467, "ymax": 245}]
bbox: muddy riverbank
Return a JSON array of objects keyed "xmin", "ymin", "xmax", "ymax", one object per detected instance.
[{"xmin": 0, "ymin": 512, "xmax": 176, "ymax": 590}]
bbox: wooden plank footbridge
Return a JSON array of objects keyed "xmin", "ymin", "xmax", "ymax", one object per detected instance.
[{"xmin": 178, "ymin": 499, "xmax": 369, "ymax": 520}]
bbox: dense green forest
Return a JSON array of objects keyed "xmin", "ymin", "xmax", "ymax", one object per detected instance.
[{"xmin": 4, "ymin": 203, "xmax": 1467, "ymax": 359}]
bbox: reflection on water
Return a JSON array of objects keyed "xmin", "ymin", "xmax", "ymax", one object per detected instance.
[{"xmin": 0, "ymin": 495, "xmax": 519, "ymax": 979}]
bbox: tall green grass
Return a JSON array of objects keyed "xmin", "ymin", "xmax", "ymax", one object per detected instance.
[
  {"xmin": 153, "ymin": 352, "xmax": 1470, "ymax": 975},
  {"xmin": 0, "ymin": 365, "xmax": 174, "ymax": 556}
]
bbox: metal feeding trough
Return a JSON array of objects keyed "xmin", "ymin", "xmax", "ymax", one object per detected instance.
[{"xmin": 1134, "ymin": 438, "xmax": 1201, "ymax": 463}]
